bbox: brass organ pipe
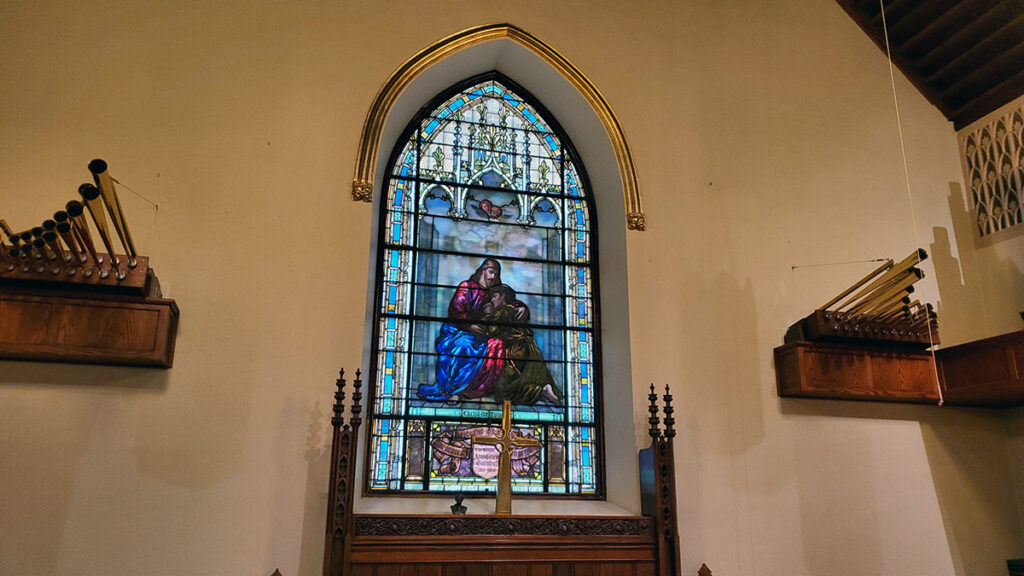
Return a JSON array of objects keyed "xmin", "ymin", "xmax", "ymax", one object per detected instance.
[
  {"xmin": 834, "ymin": 249, "xmax": 927, "ymax": 311},
  {"xmin": 0, "ymin": 221, "xmax": 16, "ymax": 260},
  {"xmin": 912, "ymin": 304, "xmax": 937, "ymax": 326},
  {"xmin": 31, "ymin": 239, "xmax": 48, "ymax": 272},
  {"xmin": 847, "ymin": 286, "xmax": 914, "ymax": 322},
  {"xmin": 856, "ymin": 299, "xmax": 909, "ymax": 333},
  {"xmin": 863, "ymin": 294, "xmax": 910, "ymax": 320},
  {"xmin": 78, "ymin": 184, "xmax": 120, "ymax": 272},
  {"xmin": 911, "ymin": 314, "xmax": 934, "ymax": 333},
  {"xmin": 42, "ymin": 232, "xmax": 62, "ymax": 274},
  {"xmin": 905, "ymin": 301, "xmax": 929, "ymax": 317},
  {"xmin": 841, "ymin": 284, "xmax": 907, "ymax": 321},
  {"xmin": 42, "ymin": 220, "xmax": 71, "ymax": 262},
  {"xmin": 877, "ymin": 298, "xmax": 913, "ymax": 322},
  {"xmin": 55, "ymin": 221, "xmax": 79, "ymax": 263},
  {"xmin": 879, "ymin": 307, "xmax": 913, "ymax": 330},
  {"xmin": 5, "ymin": 247, "xmax": 18, "ymax": 271},
  {"xmin": 820, "ymin": 259, "xmax": 894, "ymax": 311},
  {"xmin": 66, "ymin": 200, "xmax": 103, "ymax": 266},
  {"xmin": 55, "ymin": 222, "xmax": 79, "ymax": 275},
  {"xmin": 857, "ymin": 285, "xmax": 915, "ymax": 318},
  {"xmin": 89, "ymin": 159, "xmax": 137, "ymax": 267},
  {"xmin": 20, "ymin": 231, "xmax": 41, "ymax": 259},
  {"xmin": 879, "ymin": 306, "xmax": 911, "ymax": 326},
  {"xmin": 837, "ymin": 271, "xmax": 906, "ymax": 312},
  {"xmin": 19, "ymin": 244, "xmax": 33, "ymax": 271},
  {"xmin": 52, "ymin": 210, "xmax": 85, "ymax": 260},
  {"xmin": 908, "ymin": 304, "xmax": 928, "ymax": 322},
  {"xmin": 845, "ymin": 267, "xmax": 922, "ymax": 313},
  {"xmin": 72, "ymin": 227, "xmax": 90, "ymax": 262},
  {"xmin": 902, "ymin": 302, "xmax": 930, "ymax": 327},
  {"xmin": 0, "ymin": 219, "xmax": 13, "ymax": 242},
  {"xmin": 845, "ymin": 270, "xmax": 922, "ymax": 317},
  {"xmin": 31, "ymin": 226, "xmax": 49, "ymax": 256}
]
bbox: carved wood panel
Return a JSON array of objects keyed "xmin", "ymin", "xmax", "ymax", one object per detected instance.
[
  {"xmin": 774, "ymin": 341, "xmax": 939, "ymax": 403},
  {"xmin": 349, "ymin": 563, "xmax": 656, "ymax": 576},
  {"xmin": 0, "ymin": 290, "xmax": 178, "ymax": 367}
]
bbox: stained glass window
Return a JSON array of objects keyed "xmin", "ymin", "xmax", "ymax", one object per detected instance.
[{"xmin": 367, "ymin": 72, "xmax": 601, "ymax": 497}]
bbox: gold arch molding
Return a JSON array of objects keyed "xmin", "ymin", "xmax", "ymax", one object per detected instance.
[{"xmin": 351, "ymin": 23, "xmax": 646, "ymax": 231}]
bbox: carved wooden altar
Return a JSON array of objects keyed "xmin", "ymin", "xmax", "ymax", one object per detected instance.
[{"xmin": 323, "ymin": 372, "xmax": 682, "ymax": 576}]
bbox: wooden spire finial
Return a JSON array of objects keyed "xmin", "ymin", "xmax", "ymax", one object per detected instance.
[
  {"xmin": 697, "ymin": 564, "xmax": 713, "ymax": 576},
  {"xmin": 350, "ymin": 368, "xmax": 363, "ymax": 428},
  {"xmin": 648, "ymin": 383, "xmax": 661, "ymax": 438},
  {"xmin": 332, "ymin": 368, "xmax": 346, "ymax": 427},
  {"xmin": 662, "ymin": 384, "xmax": 676, "ymax": 439}
]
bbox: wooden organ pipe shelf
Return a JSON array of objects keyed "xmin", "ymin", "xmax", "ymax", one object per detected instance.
[
  {"xmin": 772, "ymin": 248, "xmax": 1024, "ymax": 409},
  {"xmin": 775, "ymin": 331, "xmax": 1024, "ymax": 409},
  {"xmin": 0, "ymin": 253, "xmax": 178, "ymax": 368},
  {"xmin": 936, "ymin": 330, "xmax": 1024, "ymax": 408},
  {"xmin": 774, "ymin": 341, "xmax": 940, "ymax": 405}
]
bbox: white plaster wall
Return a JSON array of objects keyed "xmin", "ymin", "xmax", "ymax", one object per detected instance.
[
  {"xmin": 947, "ymin": 96, "xmax": 1024, "ymax": 572},
  {"xmin": 0, "ymin": 1, "xmax": 1021, "ymax": 575}
]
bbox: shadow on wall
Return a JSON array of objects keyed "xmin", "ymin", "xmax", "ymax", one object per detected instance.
[
  {"xmin": 296, "ymin": 401, "xmax": 330, "ymax": 576},
  {"xmin": 0, "ymin": 361, "xmax": 168, "ymax": 575},
  {"xmin": 794, "ymin": 415, "xmax": 885, "ymax": 575},
  {"xmin": 776, "ymin": 181, "xmax": 1024, "ymax": 575},
  {"xmin": 931, "ymin": 182, "xmax": 991, "ymax": 345},
  {"xmin": 781, "ymin": 397, "xmax": 1022, "ymax": 576},
  {"xmin": 920, "ymin": 408, "xmax": 1024, "ymax": 576},
  {"xmin": 260, "ymin": 398, "xmax": 331, "ymax": 576},
  {"xmin": 670, "ymin": 271, "xmax": 763, "ymax": 574},
  {"xmin": 931, "ymin": 182, "xmax": 1024, "ymax": 346},
  {"xmin": 0, "ymin": 360, "xmax": 170, "ymax": 391},
  {"xmin": 782, "ymin": 400, "xmax": 932, "ymax": 575},
  {"xmin": 931, "ymin": 181, "xmax": 1024, "ymax": 574}
]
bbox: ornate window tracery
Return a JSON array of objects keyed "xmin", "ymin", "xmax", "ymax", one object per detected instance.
[
  {"xmin": 367, "ymin": 72, "xmax": 602, "ymax": 496},
  {"xmin": 962, "ymin": 104, "xmax": 1024, "ymax": 238}
]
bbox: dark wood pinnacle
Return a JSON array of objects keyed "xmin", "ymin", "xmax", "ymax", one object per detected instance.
[
  {"xmin": 662, "ymin": 385, "xmax": 676, "ymax": 439},
  {"xmin": 350, "ymin": 368, "xmax": 363, "ymax": 428},
  {"xmin": 332, "ymin": 368, "xmax": 346, "ymax": 428},
  {"xmin": 648, "ymin": 383, "xmax": 661, "ymax": 438}
]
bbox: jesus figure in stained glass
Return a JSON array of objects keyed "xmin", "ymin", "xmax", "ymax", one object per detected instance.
[{"xmin": 416, "ymin": 258, "xmax": 561, "ymax": 406}]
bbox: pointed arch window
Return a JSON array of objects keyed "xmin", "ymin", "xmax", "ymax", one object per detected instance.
[{"xmin": 367, "ymin": 72, "xmax": 602, "ymax": 496}]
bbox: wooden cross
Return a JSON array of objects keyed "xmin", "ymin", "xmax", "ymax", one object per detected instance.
[{"xmin": 473, "ymin": 400, "xmax": 540, "ymax": 515}]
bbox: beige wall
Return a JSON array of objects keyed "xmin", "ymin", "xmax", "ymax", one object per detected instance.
[
  {"xmin": 1, "ymin": 1, "xmax": 1021, "ymax": 575},
  {"xmin": 949, "ymin": 96, "xmax": 1024, "ymax": 570}
]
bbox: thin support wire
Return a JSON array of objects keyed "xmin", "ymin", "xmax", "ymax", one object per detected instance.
[{"xmin": 879, "ymin": 0, "xmax": 944, "ymax": 405}]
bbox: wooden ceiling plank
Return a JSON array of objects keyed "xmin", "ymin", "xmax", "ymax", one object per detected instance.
[
  {"xmin": 835, "ymin": 0, "xmax": 892, "ymax": 52},
  {"xmin": 835, "ymin": 0, "xmax": 888, "ymax": 53},
  {"xmin": 900, "ymin": 0, "xmax": 1003, "ymax": 59},
  {"xmin": 917, "ymin": 0, "xmax": 1024, "ymax": 76},
  {"xmin": 869, "ymin": 0, "xmax": 924, "ymax": 28},
  {"xmin": 858, "ymin": 0, "xmax": 883, "ymax": 22},
  {"xmin": 928, "ymin": 16, "xmax": 1024, "ymax": 91},
  {"xmin": 951, "ymin": 68, "xmax": 1024, "ymax": 129},
  {"xmin": 834, "ymin": 0, "xmax": 957, "ymax": 117},
  {"xmin": 939, "ymin": 39, "xmax": 1024, "ymax": 107},
  {"xmin": 836, "ymin": 0, "xmax": 1024, "ymax": 127},
  {"xmin": 888, "ymin": 0, "xmax": 962, "ymax": 45}
]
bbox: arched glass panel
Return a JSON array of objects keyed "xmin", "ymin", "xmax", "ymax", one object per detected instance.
[{"xmin": 367, "ymin": 73, "xmax": 601, "ymax": 496}]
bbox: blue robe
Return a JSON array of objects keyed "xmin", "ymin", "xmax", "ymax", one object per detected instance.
[{"xmin": 416, "ymin": 323, "xmax": 490, "ymax": 400}]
